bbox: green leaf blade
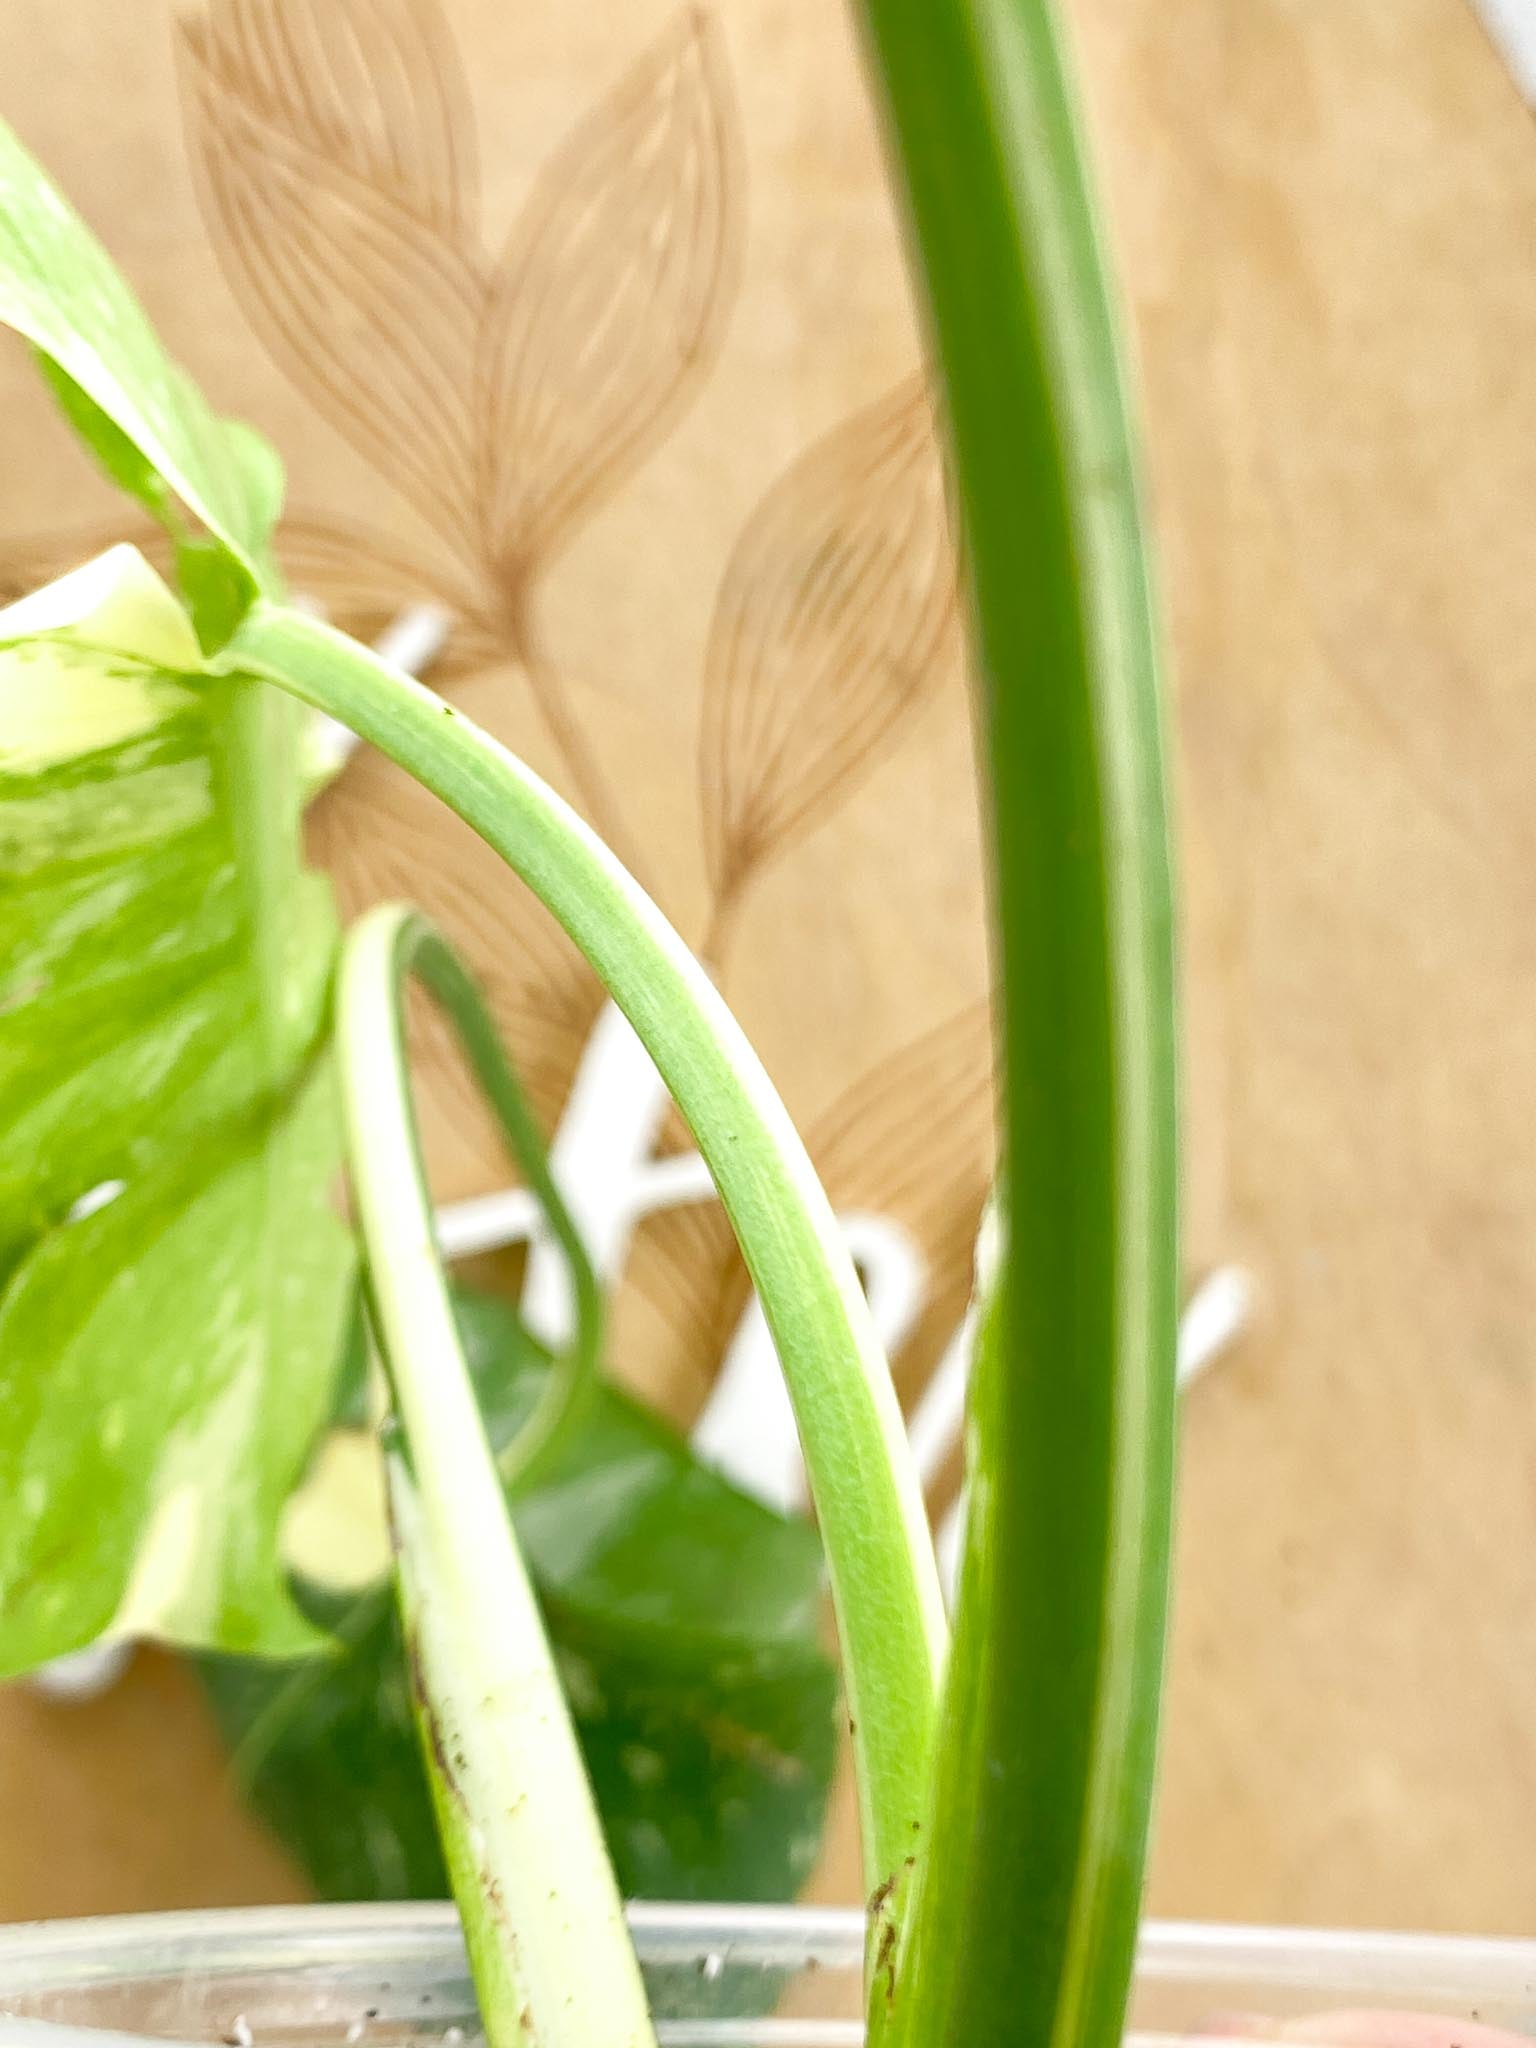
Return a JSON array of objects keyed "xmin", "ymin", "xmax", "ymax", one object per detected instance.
[
  {"xmin": 0, "ymin": 550, "xmax": 350, "ymax": 1670},
  {"xmin": 0, "ymin": 121, "xmax": 283, "ymax": 619},
  {"xmin": 0, "ymin": 624, "xmax": 334, "ymax": 1265},
  {"xmin": 0, "ymin": 1059, "xmax": 353, "ymax": 1670}
]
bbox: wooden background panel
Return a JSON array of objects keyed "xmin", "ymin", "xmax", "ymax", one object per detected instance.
[
  {"xmin": 1076, "ymin": 0, "xmax": 1536, "ymax": 1929},
  {"xmin": 2, "ymin": 0, "xmax": 1536, "ymax": 1935}
]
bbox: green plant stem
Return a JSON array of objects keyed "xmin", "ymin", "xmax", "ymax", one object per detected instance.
[
  {"xmin": 381, "ymin": 910, "xmax": 604, "ymax": 1492},
  {"xmin": 223, "ymin": 599, "xmax": 948, "ymax": 1952},
  {"xmin": 336, "ymin": 905, "xmax": 654, "ymax": 2048},
  {"xmin": 854, "ymin": 2, "xmax": 1179, "ymax": 2046}
]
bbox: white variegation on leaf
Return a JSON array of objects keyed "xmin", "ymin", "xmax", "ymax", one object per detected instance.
[{"xmin": 0, "ymin": 545, "xmax": 352, "ymax": 1674}]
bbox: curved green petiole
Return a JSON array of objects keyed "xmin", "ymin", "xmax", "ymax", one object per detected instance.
[
  {"xmin": 377, "ymin": 915, "xmax": 603, "ymax": 1493},
  {"xmin": 336, "ymin": 904, "xmax": 654, "ymax": 2048},
  {"xmin": 222, "ymin": 602, "xmax": 949, "ymax": 1969}
]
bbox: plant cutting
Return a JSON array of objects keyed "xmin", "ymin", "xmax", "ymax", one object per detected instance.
[{"xmin": 0, "ymin": 1, "xmax": 1176, "ymax": 2047}]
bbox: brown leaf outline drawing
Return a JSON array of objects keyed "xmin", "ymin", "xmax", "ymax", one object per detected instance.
[
  {"xmin": 178, "ymin": 0, "xmax": 486, "ymax": 556},
  {"xmin": 276, "ymin": 514, "xmax": 496, "ymax": 679},
  {"xmin": 309, "ymin": 774, "xmax": 603, "ymax": 1150},
  {"xmin": 697, "ymin": 373, "xmax": 959, "ymax": 933},
  {"xmin": 476, "ymin": 9, "xmax": 741, "ymax": 584},
  {"xmin": 0, "ymin": 521, "xmax": 171, "ymax": 606},
  {"xmin": 628, "ymin": 1002, "xmax": 994, "ymax": 1423},
  {"xmin": 0, "ymin": 513, "xmax": 492, "ymax": 676},
  {"xmin": 804, "ymin": 1001, "xmax": 993, "ymax": 1419},
  {"xmin": 176, "ymin": 1, "xmax": 745, "ymax": 885}
]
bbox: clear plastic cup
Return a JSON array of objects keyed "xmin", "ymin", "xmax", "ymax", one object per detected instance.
[{"xmin": 2, "ymin": 1905, "xmax": 1535, "ymax": 2048}]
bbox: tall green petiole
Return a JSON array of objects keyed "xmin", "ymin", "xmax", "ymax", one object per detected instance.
[
  {"xmin": 855, "ymin": 0, "xmax": 1180, "ymax": 2045},
  {"xmin": 222, "ymin": 603, "xmax": 949, "ymax": 1971},
  {"xmin": 337, "ymin": 905, "xmax": 651, "ymax": 2048}
]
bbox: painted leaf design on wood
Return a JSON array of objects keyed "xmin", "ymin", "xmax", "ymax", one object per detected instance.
[
  {"xmin": 395, "ymin": 953, "xmax": 602, "ymax": 1192},
  {"xmin": 813, "ymin": 1001, "xmax": 993, "ymax": 1247},
  {"xmin": 308, "ymin": 776, "xmax": 603, "ymax": 1159},
  {"xmin": 477, "ymin": 10, "xmax": 741, "ymax": 579},
  {"xmin": 3, "ymin": 516, "xmax": 486, "ymax": 669},
  {"xmin": 178, "ymin": 0, "xmax": 486, "ymax": 555},
  {"xmin": 803, "ymin": 1002, "xmax": 992, "ymax": 1415},
  {"xmin": 0, "ymin": 522, "xmax": 171, "ymax": 608},
  {"xmin": 628, "ymin": 1003, "xmax": 993, "ymax": 1416},
  {"xmin": 276, "ymin": 516, "xmax": 494, "ymax": 679},
  {"xmin": 698, "ymin": 374, "xmax": 958, "ymax": 912}
]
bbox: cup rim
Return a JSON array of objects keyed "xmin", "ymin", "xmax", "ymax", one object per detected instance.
[{"xmin": 1, "ymin": 1907, "xmax": 1535, "ymax": 2002}]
